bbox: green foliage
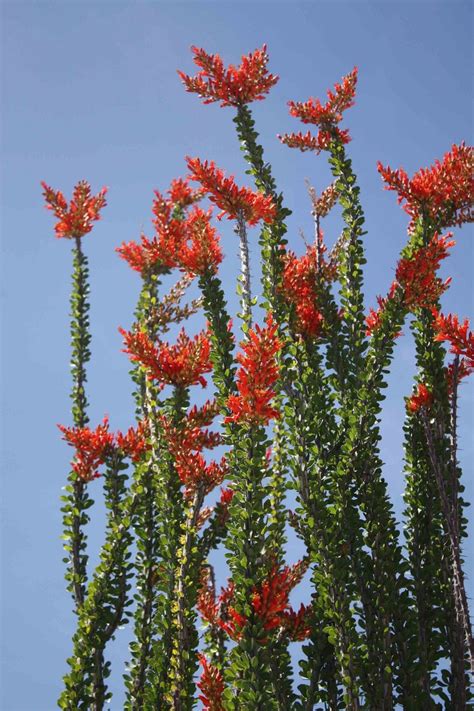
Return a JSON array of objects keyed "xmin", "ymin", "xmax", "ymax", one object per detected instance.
[
  {"xmin": 54, "ymin": 72, "xmax": 472, "ymax": 710},
  {"xmin": 62, "ymin": 239, "xmax": 93, "ymax": 610}
]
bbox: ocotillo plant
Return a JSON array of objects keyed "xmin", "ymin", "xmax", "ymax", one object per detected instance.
[{"xmin": 43, "ymin": 45, "xmax": 473, "ymax": 710}]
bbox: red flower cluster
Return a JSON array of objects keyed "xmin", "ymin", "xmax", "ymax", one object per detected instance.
[
  {"xmin": 279, "ymin": 128, "xmax": 350, "ymax": 153},
  {"xmin": 366, "ymin": 296, "xmax": 388, "ymax": 336},
  {"xmin": 187, "ymin": 157, "xmax": 276, "ymax": 226},
  {"xmin": 167, "ymin": 177, "xmax": 203, "ymax": 209},
  {"xmin": 365, "ymin": 283, "xmax": 400, "ymax": 337},
  {"xmin": 225, "ymin": 315, "xmax": 282, "ymax": 425},
  {"xmin": 446, "ymin": 359, "xmax": 473, "ymax": 395},
  {"xmin": 280, "ymin": 67, "xmax": 358, "ymax": 152},
  {"xmin": 162, "ymin": 400, "xmax": 227, "ymax": 497},
  {"xmin": 59, "ymin": 417, "xmax": 152, "ymax": 481},
  {"xmin": 378, "ymin": 143, "xmax": 474, "ymax": 229},
  {"xmin": 432, "ymin": 311, "xmax": 474, "ymax": 365},
  {"xmin": 120, "ymin": 327, "xmax": 212, "ymax": 389},
  {"xmin": 180, "ymin": 206, "xmax": 223, "ymax": 276},
  {"xmin": 197, "ymin": 656, "xmax": 225, "ymax": 710},
  {"xmin": 407, "ymin": 383, "xmax": 433, "ymax": 414},
  {"xmin": 198, "ymin": 560, "xmax": 310, "ymax": 643},
  {"xmin": 432, "ymin": 311, "xmax": 474, "ymax": 388},
  {"xmin": 58, "ymin": 418, "xmax": 114, "ymax": 481},
  {"xmin": 117, "ymin": 231, "xmax": 184, "ymax": 274},
  {"xmin": 176, "ymin": 452, "xmax": 228, "ymax": 498},
  {"xmin": 216, "ymin": 487, "xmax": 234, "ymax": 526},
  {"xmin": 395, "ymin": 232, "xmax": 454, "ymax": 310},
  {"xmin": 282, "ymin": 244, "xmax": 334, "ymax": 337},
  {"xmin": 178, "ymin": 44, "xmax": 279, "ymax": 107},
  {"xmin": 251, "ymin": 561, "xmax": 310, "ymax": 640},
  {"xmin": 117, "ymin": 177, "xmax": 203, "ymax": 275},
  {"xmin": 42, "ymin": 180, "xmax": 107, "ymax": 239},
  {"xmin": 115, "ymin": 419, "xmax": 151, "ymax": 462}
]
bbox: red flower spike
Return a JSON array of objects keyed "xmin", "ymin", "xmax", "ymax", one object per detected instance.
[
  {"xmin": 365, "ymin": 283, "xmax": 400, "ymax": 337},
  {"xmin": 281, "ymin": 68, "xmax": 357, "ymax": 151},
  {"xmin": 279, "ymin": 128, "xmax": 350, "ymax": 154},
  {"xmin": 216, "ymin": 487, "xmax": 234, "ymax": 526},
  {"xmin": 162, "ymin": 413, "xmax": 222, "ymax": 460},
  {"xmin": 365, "ymin": 301, "xmax": 386, "ymax": 336},
  {"xmin": 198, "ymin": 577, "xmax": 237, "ymax": 633},
  {"xmin": 186, "ymin": 399, "xmax": 221, "ymax": 428},
  {"xmin": 198, "ymin": 560, "xmax": 309, "ymax": 643},
  {"xmin": 42, "ymin": 180, "xmax": 107, "ymax": 239},
  {"xmin": 432, "ymin": 311, "xmax": 474, "ymax": 366},
  {"xmin": 152, "ymin": 178, "xmax": 201, "ymax": 227},
  {"xmin": 58, "ymin": 417, "xmax": 114, "ymax": 482},
  {"xmin": 378, "ymin": 143, "xmax": 474, "ymax": 229},
  {"xmin": 116, "ymin": 229, "xmax": 184, "ymax": 274},
  {"xmin": 117, "ymin": 177, "xmax": 202, "ymax": 275},
  {"xmin": 395, "ymin": 233, "xmax": 454, "ymax": 310},
  {"xmin": 175, "ymin": 452, "xmax": 228, "ymax": 498},
  {"xmin": 167, "ymin": 177, "xmax": 202, "ymax": 208},
  {"xmin": 251, "ymin": 560, "xmax": 308, "ymax": 633},
  {"xmin": 179, "ymin": 206, "xmax": 223, "ymax": 276},
  {"xmin": 186, "ymin": 157, "xmax": 276, "ymax": 226},
  {"xmin": 116, "ymin": 238, "xmax": 150, "ymax": 274},
  {"xmin": 115, "ymin": 420, "xmax": 151, "ymax": 462},
  {"xmin": 219, "ymin": 487, "xmax": 234, "ymax": 507},
  {"xmin": 224, "ymin": 315, "xmax": 282, "ymax": 425},
  {"xmin": 197, "ymin": 655, "xmax": 225, "ymax": 711},
  {"xmin": 288, "ymin": 67, "xmax": 358, "ymax": 127},
  {"xmin": 407, "ymin": 383, "xmax": 433, "ymax": 414},
  {"xmin": 178, "ymin": 44, "xmax": 278, "ymax": 108},
  {"xmin": 447, "ymin": 358, "xmax": 474, "ymax": 394},
  {"xmin": 280, "ymin": 603, "xmax": 312, "ymax": 641},
  {"xmin": 162, "ymin": 402, "xmax": 225, "ymax": 497},
  {"xmin": 282, "ymin": 243, "xmax": 335, "ymax": 337},
  {"xmin": 120, "ymin": 327, "xmax": 212, "ymax": 389}
]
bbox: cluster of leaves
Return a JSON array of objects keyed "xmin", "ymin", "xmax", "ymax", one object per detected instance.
[{"xmin": 44, "ymin": 44, "xmax": 473, "ymax": 710}]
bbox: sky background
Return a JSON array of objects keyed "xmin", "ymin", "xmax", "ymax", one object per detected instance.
[{"xmin": 1, "ymin": 1, "xmax": 473, "ymax": 709}]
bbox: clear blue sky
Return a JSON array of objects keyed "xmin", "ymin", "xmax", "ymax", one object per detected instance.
[{"xmin": 1, "ymin": 1, "xmax": 472, "ymax": 709}]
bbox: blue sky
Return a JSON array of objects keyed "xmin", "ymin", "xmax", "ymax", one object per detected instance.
[{"xmin": 1, "ymin": 1, "xmax": 472, "ymax": 709}]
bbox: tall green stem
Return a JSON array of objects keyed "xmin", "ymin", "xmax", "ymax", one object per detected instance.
[{"xmin": 62, "ymin": 237, "xmax": 92, "ymax": 610}]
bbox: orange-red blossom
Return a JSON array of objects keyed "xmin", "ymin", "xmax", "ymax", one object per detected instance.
[
  {"xmin": 42, "ymin": 180, "xmax": 107, "ymax": 239},
  {"xmin": 282, "ymin": 242, "xmax": 336, "ymax": 337},
  {"xmin": 432, "ymin": 311, "xmax": 474, "ymax": 388},
  {"xmin": 198, "ymin": 560, "xmax": 311, "ymax": 643},
  {"xmin": 161, "ymin": 400, "xmax": 227, "ymax": 497},
  {"xmin": 365, "ymin": 282, "xmax": 401, "ymax": 337},
  {"xmin": 378, "ymin": 143, "xmax": 474, "ymax": 229},
  {"xmin": 120, "ymin": 327, "xmax": 212, "ymax": 389},
  {"xmin": 225, "ymin": 315, "xmax": 282, "ymax": 425},
  {"xmin": 432, "ymin": 311, "xmax": 474, "ymax": 365},
  {"xmin": 179, "ymin": 206, "xmax": 223, "ymax": 276},
  {"xmin": 178, "ymin": 44, "xmax": 278, "ymax": 107},
  {"xmin": 58, "ymin": 418, "xmax": 150, "ymax": 481},
  {"xmin": 115, "ymin": 419, "xmax": 151, "ymax": 462},
  {"xmin": 187, "ymin": 157, "xmax": 276, "ymax": 226},
  {"xmin": 407, "ymin": 384, "xmax": 433, "ymax": 414},
  {"xmin": 116, "ymin": 177, "xmax": 204, "ymax": 274},
  {"xmin": 197, "ymin": 656, "xmax": 225, "ymax": 710},
  {"xmin": 366, "ymin": 233, "xmax": 454, "ymax": 335},
  {"xmin": 395, "ymin": 232, "xmax": 454, "ymax": 310},
  {"xmin": 280, "ymin": 67, "xmax": 358, "ymax": 152}
]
